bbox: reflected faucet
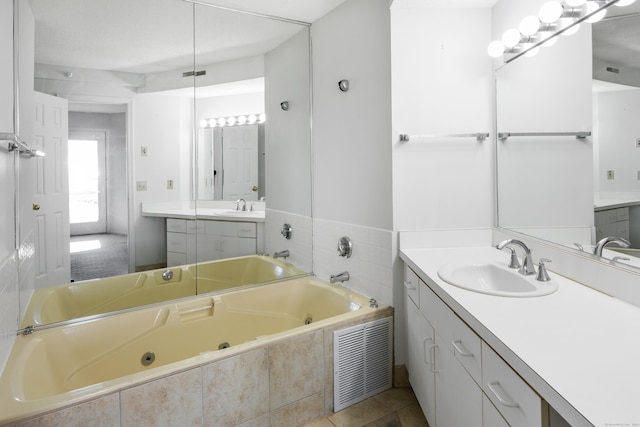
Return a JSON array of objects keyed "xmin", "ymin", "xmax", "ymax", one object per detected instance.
[
  {"xmin": 273, "ymin": 249, "xmax": 289, "ymax": 259},
  {"xmin": 236, "ymin": 198, "xmax": 247, "ymax": 211},
  {"xmin": 496, "ymin": 239, "xmax": 536, "ymax": 276},
  {"xmin": 330, "ymin": 271, "xmax": 350, "ymax": 283},
  {"xmin": 593, "ymin": 236, "xmax": 631, "ymax": 257}
]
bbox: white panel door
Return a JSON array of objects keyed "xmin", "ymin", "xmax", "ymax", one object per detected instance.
[
  {"xmin": 222, "ymin": 125, "xmax": 258, "ymax": 201},
  {"xmin": 32, "ymin": 91, "xmax": 70, "ymax": 288}
]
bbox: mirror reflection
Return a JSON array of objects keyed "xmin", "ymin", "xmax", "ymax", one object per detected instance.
[
  {"xmin": 18, "ymin": 0, "xmax": 312, "ymax": 329},
  {"xmin": 496, "ymin": 2, "xmax": 640, "ymax": 269}
]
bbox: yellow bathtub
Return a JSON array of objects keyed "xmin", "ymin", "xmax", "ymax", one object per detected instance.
[
  {"xmin": 20, "ymin": 255, "xmax": 306, "ymax": 328},
  {"xmin": 0, "ymin": 276, "xmax": 385, "ymax": 424}
]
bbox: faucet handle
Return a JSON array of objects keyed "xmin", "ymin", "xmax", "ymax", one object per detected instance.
[
  {"xmin": 504, "ymin": 247, "xmax": 521, "ymax": 269},
  {"xmin": 536, "ymin": 258, "xmax": 552, "ymax": 282}
]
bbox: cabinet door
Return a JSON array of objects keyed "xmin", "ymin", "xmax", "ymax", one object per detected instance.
[
  {"xmin": 434, "ymin": 333, "xmax": 482, "ymax": 427},
  {"xmin": 219, "ymin": 236, "xmax": 256, "ymax": 258},
  {"xmin": 406, "ymin": 294, "xmax": 436, "ymax": 427}
]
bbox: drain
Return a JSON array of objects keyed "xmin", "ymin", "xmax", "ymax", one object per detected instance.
[
  {"xmin": 305, "ymin": 317, "xmax": 313, "ymax": 325},
  {"xmin": 218, "ymin": 342, "xmax": 230, "ymax": 350},
  {"xmin": 141, "ymin": 351, "xmax": 155, "ymax": 366}
]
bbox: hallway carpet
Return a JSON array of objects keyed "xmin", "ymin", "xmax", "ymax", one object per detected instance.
[{"xmin": 70, "ymin": 233, "xmax": 129, "ymax": 282}]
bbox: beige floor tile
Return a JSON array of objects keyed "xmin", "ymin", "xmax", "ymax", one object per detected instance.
[
  {"xmin": 327, "ymin": 397, "xmax": 390, "ymax": 427},
  {"xmin": 302, "ymin": 418, "xmax": 337, "ymax": 427},
  {"xmin": 372, "ymin": 387, "xmax": 418, "ymax": 412},
  {"xmin": 365, "ymin": 412, "xmax": 402, "ymax": 427},
  {"xmin": 397, "ymin": 402, "xmax": 429, "ymax": 427}
]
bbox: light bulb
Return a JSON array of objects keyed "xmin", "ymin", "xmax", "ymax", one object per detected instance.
[
  {"xmin": 258, "ymin": 113, "xmax": 266, "ymax": 123},
  {"xmin": 565, "ymin": 0, "xmax": 586, "ymax": 5},
  {"xmin": 502, "ymin": 29, "xmax": 521, "ymax": 48},
  {"xmin": 585, "ymin": 1, "xmax": 607, "ymax": 22},
  {"xmin": 487, "ymin": 40, "xmax": 505, "ymax": 58},
  {"xmin": 247, "ymin": 114, "xmax": 257, "ymax": 124},
  {"xmin": 237, "ymin": 115, "xmax": 247, "ymax": 125},
  {"xmin": 615, "ymin": 0, "xmax": 636, "ymax": 6},
  {"xmin": 525, "ymin": 46, "xmax": 540, "ymax": 57},
  {"xmin": 519, "ymin": 16, "xmax": 541, "ymax": 36},
  {"xmin": 207, "ymin": 118, "xmax": 217, "ymax": 127},
  {"xmin": 539, "ymin": 1, "xmax": 563, "ymax": 23},
  {"xmin": 217, "ymin": 118, "xmax": 226, "ymax": 127},
  {"xmin": 199, "ymin": 119, "xmax": 208, "ymax": 128},
  {"xmin": 226, "ymin": 116, "xmax": 237, "ymax": 126},
  {"xmin": 542, "ymin": 35, "xmax": 558, "ymax": 47}
]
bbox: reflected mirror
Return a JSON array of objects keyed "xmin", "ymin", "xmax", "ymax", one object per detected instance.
[
  {"xmin": 496, "ymin": 2, "xmax": 640, "ymax": 270},
  {"xmin": 18, "ymin": 0, "xmax": 312, "ymax": 329}
]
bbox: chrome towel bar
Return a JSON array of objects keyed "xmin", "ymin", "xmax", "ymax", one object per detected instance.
[
  {"xmin": 498, "ymin": 131, "xmax": 591, "ymax": 141},
  {"xmin": 399, "ymin": 132, "xmax": 489, "ymax": 142}
]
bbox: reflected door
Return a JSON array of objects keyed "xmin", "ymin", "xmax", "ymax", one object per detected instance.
[
  {"xmin": 222, "ymin": 125, "xmax": 258, "ymax": 201},
  {"xmin": 32, "ymin": 92, "xmax": 70, "ymax": 288},
  {"xmin": 68, "ymin": 131, "xmax": 107, "ymax": 235}
]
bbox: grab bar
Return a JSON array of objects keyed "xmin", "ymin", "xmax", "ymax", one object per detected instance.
[
  {"xmin": 1, "ymin": 133, "xmax": 45, "ymax": 157},
  {"xmin": 399, "ymin": 133, "xmax": 489, "ymax": 142},
  {"xmin": 179, "ymin": 302, "xmax": 214, "ymax": 316},
  {"xmin": 498, "ymin": 131, "xmax": 591, "ymax": 141}
]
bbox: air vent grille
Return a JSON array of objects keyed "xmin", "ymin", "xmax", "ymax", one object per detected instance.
[{"xmin": 333, "ymin": 317, "xmax": 392, "ymax": 411}]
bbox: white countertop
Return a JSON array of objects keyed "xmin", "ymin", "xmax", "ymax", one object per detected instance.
[
  {"xmin": 141, "ymin": 206, "xmax": 265, "ymax": 222},
  {"xmin": 594, "ymin": 197, "xmax": 640, "ymax": 210},
  {"xmin": 401, "ymin": 246, "xmax": 640, "ymax": 427}
]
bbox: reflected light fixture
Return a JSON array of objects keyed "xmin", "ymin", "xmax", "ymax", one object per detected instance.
[
  {"xmin": 487, "ymin": 0, "xmax": 632, "ymax": 61},
  {"xmin": 199, "ymin": 113, "xmax": 265, "ymax": 128}
]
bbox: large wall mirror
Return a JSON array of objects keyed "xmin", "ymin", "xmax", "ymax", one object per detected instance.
[
  {"xmin": 496, "ymin": 1, "xmax": 640, "ymax": 270},
  {"xmin": 17, "ymin": 0, "xmax": 312, "ymax": 329}
]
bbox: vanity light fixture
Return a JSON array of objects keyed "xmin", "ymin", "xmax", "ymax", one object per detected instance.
[
  {"xmin": 338, "ymin": 79, "xmax": 349, "ymax": 92},
  {"xmin": 280, "ymin": 101, "xmax": 289, "ymax": 111},
  {"xmin": 199, "ymin": 113, "xmax": 265, "ymax": 128},
  {"xmin": 488, "ymin": 0, "xmax": 632, "ymax": 62}
]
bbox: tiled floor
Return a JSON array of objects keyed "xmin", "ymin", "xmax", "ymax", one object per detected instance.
[{"xmin": 303, "ymin": 387, "xmax": 429, "ymax": 427}]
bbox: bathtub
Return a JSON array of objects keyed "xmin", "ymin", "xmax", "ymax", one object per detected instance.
[
  {"xmin": 0, "ymin": 276, "xmax": 390, "ymax": 424},
  {"xmin": 20, "ymin": 255, "xmax": 306, "ymax": 328}
]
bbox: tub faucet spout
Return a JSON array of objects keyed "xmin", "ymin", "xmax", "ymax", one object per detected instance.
[
  {"xmin": 273, "ymin": 249, "xmax": 289, "ymax": 259},
  {"xmin": 330, "ymin": 271, "xmax": 350, "ymax": 283}
]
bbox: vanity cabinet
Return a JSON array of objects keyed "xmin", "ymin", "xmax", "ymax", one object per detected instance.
[
  {"xmin": 404, "ymin": 265, "xmax": 546, "ymax": 427},
  {"xmin": 595, "ymin": 206, "xmax": 629, "ymax": 242},
  {"xmin": 166, "ymin": 218, "xmax": 262, "ymax": 266}
]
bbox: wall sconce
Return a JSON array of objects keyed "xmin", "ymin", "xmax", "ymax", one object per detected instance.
[
  {"xmin": 280, "ymin": 101, "xmax": 289, "ymax": 111},
  {"xmin": 338, "ymin": 79, "xmax": 349, "ymax": 92},
  {"xmin": 487, "ymin": 0, "xmax": 631, "ymax": 62}
]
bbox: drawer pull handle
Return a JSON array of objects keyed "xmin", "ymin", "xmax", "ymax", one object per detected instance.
[
  {"xmin": 428, "ymin": 344, "xmax": 439, "ymax": 373},
  {"xmin": 487, "ymin": 381, "xmax": 519, "ymax": 408},
  {"xmin": 422, "ymin": 337, "xmax": 433, "ymax": 365},
  {"xmin": 404, "ymin": 281, "xmax": 416, "ymax": 291},
  {"xmin": 452, "ymin": 340, "xmax": 474, "ymax": 357}
]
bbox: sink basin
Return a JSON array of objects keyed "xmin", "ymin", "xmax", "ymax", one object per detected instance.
[{"xmin": 437, "ymin": 262, "xmax": 558, "ymax": 297}]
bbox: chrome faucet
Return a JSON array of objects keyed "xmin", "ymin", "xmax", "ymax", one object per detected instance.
[
  {"xmin": 593, "ymin": 236, "xmax": 630, "ymax": 257},
  {"xmin": 330, "ymin": 271, "xmax": 350, "ymax": 283},
  {"xmin": 496, "ymin": 239, "xmax": 536, "ymax": 276},
  {"xmin": 236, "ymin": 198, "xmax": 247, "ymax": 211},
  {"xmin": 273, "ymin": 249, "xmax": 289, "ymax": 259}
]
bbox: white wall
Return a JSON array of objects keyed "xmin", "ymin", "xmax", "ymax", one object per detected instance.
[{"xmin": 132, "ymin": 94, "xmax": 192, "ymax": 268}]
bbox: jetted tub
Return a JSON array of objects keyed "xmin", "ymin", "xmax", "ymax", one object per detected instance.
[
  {"xmin": 0, "ymin": 276, "xmax": 387, "ymax": 424},
  {"xmin": 20, "ymin": 255, "xmax": 306, "ymax": 327}
]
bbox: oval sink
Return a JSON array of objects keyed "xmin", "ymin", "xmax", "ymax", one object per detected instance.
[{"xmin": 437, "ymin": 262, "xmax": 558, "ymax": 297}]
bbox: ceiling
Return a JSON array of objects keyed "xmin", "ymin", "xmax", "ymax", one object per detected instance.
[
  {"xmin": 592, "ymin": 2, "xmax": 640, "ymax": 76},
  {"xmin": 28, "ymin": 0, "xmax": 349, "ymax": 75}
]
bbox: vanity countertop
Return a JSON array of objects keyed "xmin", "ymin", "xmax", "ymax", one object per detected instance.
[
  {"xmin": 401, "ymin": 246, "xmax": 640, "ymax": 427},
  {"xmin": 594, "ymin": 197, "xmax": 640, "ymax": 210},
  {"xmin": 140, "ymin": 206, "xmax": 265, "ymax": 222}
]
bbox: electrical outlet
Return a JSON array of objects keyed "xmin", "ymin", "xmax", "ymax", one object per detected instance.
[
  {"xmin": 136, "ymin": 181, "xmax": 148, "ymax": 191},
  {"xmin": 167, "ymin": 179, "xmax": 174, "ymax": 190},
  {"xmin": 141, "ymin": 146, "xmax": 148, "ymax": 156},
  {"xmin": 636, "ymin": 138, "xmax": 640, "ymax": 148},
  {"xmin": 607, "ymin": 170, "xmax": 615, "ymax": 180}
]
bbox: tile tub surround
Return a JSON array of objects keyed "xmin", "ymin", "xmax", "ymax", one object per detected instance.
[{"xmin": 0, "ymin": 303, "xmax": 392, "ymax": 425}]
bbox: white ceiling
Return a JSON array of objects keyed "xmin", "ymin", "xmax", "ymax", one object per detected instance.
[{"xmin": 592, "ymin": 2, "xmax": 640, "ymax": 75}]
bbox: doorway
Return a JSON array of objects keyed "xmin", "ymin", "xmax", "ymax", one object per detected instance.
[{"xmin": 68, "ymin": 111, "xmax": 129, "ymax": 282}]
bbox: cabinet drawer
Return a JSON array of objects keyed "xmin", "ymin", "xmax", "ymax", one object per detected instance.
[
  {"xmin": 420, "ymin": 281, "xmax": 481, "ymax": 384},
  {"xmin": 201, "ymin": 220, "xmax": 256, "ymax": 238},
  {"xmin": 167, "ymin": 232, "xmax": 187, "ymax": 253},
  {"xmin": 167, "ymin": 218, "xmax": 187, "ymax": 233},
  {"xmin": 617, "ymin": 207, "xmax": 629, "ymax": 222},
  {"xmin": 403, "ymin": 265, "xmax": 420, "ymax": 308},
  {"xmin": 483, "ymin": 395, "xmax": 509, "ymax": 427},
  {"xmin": 482, "ymin": 343, "xmax": 543, "ymax": 427},
  {"xmin": 167, "ymin": 251, "xmax": 187, "ymax": 267}
]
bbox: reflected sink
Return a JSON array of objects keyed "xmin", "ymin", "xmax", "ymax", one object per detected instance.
[
  {"xmin": 213, "ymin": 210, "xmax": 262, "ymax": 217},
  {"xmin": 437, "ymin": 262, "xmax": 558, "ymax": 297}
]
